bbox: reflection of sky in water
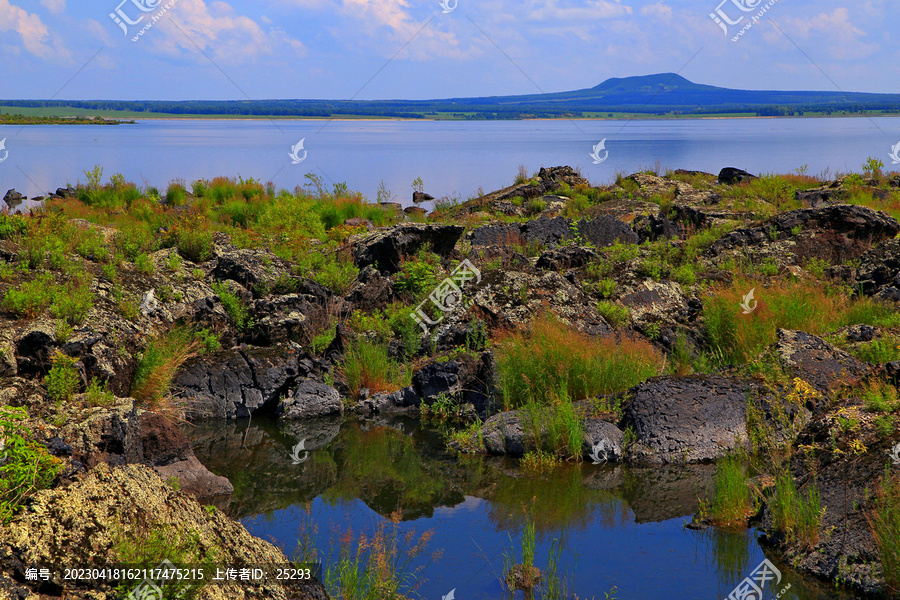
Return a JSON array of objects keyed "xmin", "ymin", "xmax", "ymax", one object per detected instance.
[
  {"xmin": 191, "ymin": 418, "xmax": 862, "ymax": 600},
  {"xmin": 2, "ymin": 116, "xmax": 898, "ymax": 202}
]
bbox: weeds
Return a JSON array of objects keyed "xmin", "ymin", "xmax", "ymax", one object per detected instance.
[
  {"xmin": 0, "ymin": 407, "xmax": 60, "ymax": 523},
  {"xmin": 872, "ymin": 474, "xmax": 900, "ymax": 593},
  {"xmin": 341, "ymin": 339, "xmax": 411, "ymax": 397},
  {"xmin": 770, "ymin": 470, "xmax": 822, "ymax": 548},
  {"xmin": 131, "ymin": 327, "xmax": 198, "ymax": 408},
  {"xmin": 45, "ymin": 351, "xmax": 80, "ymax": 403},
  {"xmin": 702, "ymin": 457, "xmax": 753, "ymax": 528}
]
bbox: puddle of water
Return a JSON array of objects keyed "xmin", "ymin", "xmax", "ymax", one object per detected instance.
[{"xmin": 185, "ymin": 416, "xmax": 863, "ymax": 600}]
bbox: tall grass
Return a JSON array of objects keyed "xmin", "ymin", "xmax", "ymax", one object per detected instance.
[
  {"xmin": 324, "ymin": 520, "xmax": 432, "ymax": 600},
  {"xmin": 770, "ymin": 470, "xmax": 822, "ymax": 549},
  {"xmin": 131, "ymin": 327, "xmax": 198, "ymax": 408},
  {"xmin": 704, "ymin": 457, "xmax": 752, "ymax": 527},
  {"xmin": 495, "ymin": 314, "xmax": 665, "ymax": 408},
  {"xmin": 341, "ymin": 339, "xmax": 411, "ymax": 397},
  {"xmin": 872, "ymin": 474, "xmax": 900, "ymax": 593},
  {"xmin": 705, "ymin": 279, "xmax": 900, "ymax": 364}
]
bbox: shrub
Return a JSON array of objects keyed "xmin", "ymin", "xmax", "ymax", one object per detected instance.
[
  {"xmin": 84, "ymin": 378, "xmax": 115, "ymax": 407},
  {"xmin": 341, "ymin": 338, "xmax": 410, "ymax": 397},
  {"xmin": 131, "ymin": 328, "xmax": 198, "ymax": 406},
  {"xmin": 395, "ymin": 251, "xmax": 440, "ymax": 298},
  {"xmin": 134, "ymin": 253, "xmax": 155, "ymax": 275},
  {"xmin": 50, "ymin": 278, "xmax": 93, "ymax": 325},
  {"xmin": 174, "ymin": 223, "xmax": 214, "ymax": 263},
  {"xmin": 597, "ymin": 300, "xmax": 630, "ymax": 327},
  {"xmin": 165, "ymin": 182, "xmax": 188, "ymax": 206},
  {"xmin": 211, "ymin": 282, "xmax": 253, "ymax": 332},
  {"xmin": 0, "ymin": 407, "xmax": 60, "ymax": 523},
  {"xmin": 495, "ymin": 314, "xmax": 665, "ymax": 408},
  {"xmin": 3, "ymin": 272, "xmax": 54, "ymax": 318},
  {"xmin": 44, "ymin": 351, "xmax": 80, "ymax": 403}
]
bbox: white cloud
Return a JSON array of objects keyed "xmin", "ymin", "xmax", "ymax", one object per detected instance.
[
  {"xmin": 782, "ymin": 8, "xmax": 877, "ymax": 59},
  {"xmin": 526, "ymin": 0, "xmax": 632, "ymax": 21},
  {"xmin": 0, "ymin": 0, "xmax": 69, "ymax": 59},
  {"xmin": 150, "ymin": 0, "xmax": 306, "ymax": 63},
  {"xmin": 40, "ymin": 0, "xmax": 65, "ymax": 14},
  {"xmin": 640, "ymin": 1, "xmax": 672, "ymax": 21}
]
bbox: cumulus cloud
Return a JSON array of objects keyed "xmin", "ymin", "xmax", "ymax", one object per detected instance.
[
  {"xmin": 0, "ymin": 0, "xmax": 69, "ymax": 59},
  {"xmin": 149, "ymin": 0, "xmax": 305, "ymax": 63}
]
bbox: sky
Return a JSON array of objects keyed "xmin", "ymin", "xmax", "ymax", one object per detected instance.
[{"xmin": 0, "ymin": 0, "xmax": 898, "ymax": 101}]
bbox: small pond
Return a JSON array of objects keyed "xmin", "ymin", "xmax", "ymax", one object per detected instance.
[{"xmin": 185, "ymin": 416, "xmax": 861, "ymax": 600}]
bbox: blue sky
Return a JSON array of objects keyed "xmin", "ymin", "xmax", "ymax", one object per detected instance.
[{"xmin": 1, "ymin": 0, "xmax": 897, "ymax": 101}]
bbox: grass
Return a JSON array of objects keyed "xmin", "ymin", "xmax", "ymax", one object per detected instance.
[
  {"xmin": 495, "ymin": 314, "xmax": 665, "ymax": 408},
  {"xmin": 340, "ymin": 338, "xmax": 412, "ymax": 397},
  {"xmin": 700, "ymin": 457, "xmax": 753, "ymax": 528},
  {"xmin": 770, "ymin": 469, "xmax": 822, "ymax": 549},
  {"xmin": 704, "ymin": 279, "xmax": 900, "ymax": 364},
  {"xmin": 130, "ymin": 327, "xmax": 198, "ymax": 408},
  {"xmin": 211, "ymin": 281, "xmax": 254, "ymax": 332},
  {"xmin": 324, "ymin": 519, "xmax": 432, "ymax": 600},
  {"xmin": 0, "ymin": 407, "xmax": 61, "ymax": 523},
  {"xmin": 872, "ymin": 474, "xmax": 900, "ymax": 594}
]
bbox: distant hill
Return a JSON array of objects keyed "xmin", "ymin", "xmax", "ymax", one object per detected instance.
[{"xmin": 3, "ymin": 74, "xmax": 900, "ymax": 119}]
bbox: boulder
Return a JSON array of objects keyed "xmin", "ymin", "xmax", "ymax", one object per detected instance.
[
  {"xmin": 412, "ymin": 360, "xmax": 460, "ymax": 402},
  {"xmin": 468, "ymin": 223, "xmax": 524, "ymax": 247},
  {"xmin": 618, "ymin": 280, "xmax": 689, "ymax": 329},
  {"xmin": 2, "ymin": 189, "xmax": 24, "ymax": 206},
  {"xmin": 855, "ymin": 238, "xmax": 900, "ymax": 298},
  {"xmin": 481, "ymin": 410, "xmax": 529, "ymax": 456},
  {"xmin": 582, "ymin": 419, "xmax": 625, "ymax": 462},
  {"xmin": 521, "ymin": 215, "xmax": 572, "ymax": 247},
  {"xmin": 212, "ymin": 247, "xmax": 294, "ymax": 295},
  {"xmin": 55, "ymin": 186, "xmax": 76, "ymax": 198},
  {"xmin": 621, "ymin": 376, "xmax": 754, "ymax": 464},
  {"xmin": 412, "ymin": 191, "xmax": 434, "ymax": 204},
  {"xmin": 277, "ymin": 380, "xmax": 343, "ymax": 419},
  {"xmin": 536, "ymin": 246, "xmax": 597, "ymax": 271},
  {"xmin": 174, "ymin": 346, "xmax": 305, "ymax": 419},
  {"xmin": 576, "ymin": 215, "xmax": 639, "ymax": 248},
  {"xmin": 353, "ymin": 223, "xmax": 464, "ymax": 274},
  {"xmin": 717, "ymin": 167, "xmax": 757, "ymax": 185},
  {"xmin": 774, "ymin": 329, "xmax": 869, "ymax": 397}
]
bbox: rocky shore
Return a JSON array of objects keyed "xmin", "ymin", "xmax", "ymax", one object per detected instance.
[{"xmin": 1, "ymin": 165, "xmax": 899, "ymax": 598}]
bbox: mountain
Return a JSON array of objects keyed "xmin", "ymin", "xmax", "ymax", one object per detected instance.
[{"xmin": 4, "ymin": 74, "xmax": 900, "ymax": 119}]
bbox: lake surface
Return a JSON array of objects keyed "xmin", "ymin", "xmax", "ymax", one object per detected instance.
[
  {"xmin": 186, "ymin": 416, "xmax": 861, "ymax": 600},
  {"xmin": 1, "ymin": 117, "xmax": 899, "ymax": 205}
]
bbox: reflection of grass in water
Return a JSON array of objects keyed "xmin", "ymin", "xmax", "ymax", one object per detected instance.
[
  {"xmin": 488, "ymin": 465, "xmax": 624, "ymax": 535},
  {"xmin": 322, "ymin": 424, "xmax": 446, "ymax": 514},
  {"xmin": 695, "ymin": 527, "xmax": 753, "ymax": 593}
]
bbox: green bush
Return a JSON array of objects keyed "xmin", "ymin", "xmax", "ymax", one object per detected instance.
[
  {"xmin": 597, "ymin": 301, "xmax": 630, "ymax": 327},
  {"xmin": 211, "ymin": 282, "xmax": 254, "ymax": 332},
  {"xmin": 0, "ymin": 407, "xmax": 60, "ymax": 523},
  {"xmin": 44, "ymin": 351, "xmax": 80, "ymax": 403},
  {"xmin": 165, "ymin": 182, "xmax": 188, "ymax": 206},
  {"xmin": 50, "ymin": 279, "xmax": 93, "ymax": 325},
  {"xmin": 3, "ymin": 273, "xmax": 54, "ymax": 318}
]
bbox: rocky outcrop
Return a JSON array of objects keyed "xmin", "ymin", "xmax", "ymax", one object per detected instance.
[
  {"xmin": 708, "ymin": 204, "xmax": 900, "ymax": 267},
  {"xmin": 59, "ymin": 402, "xmax": 232, "ymax": 497},
  {"xmin": 174, "ymin": 346, "xmax": 312, "ymax": 418},
  {"xmin": 621, "ymin": 376, "xmax": 754, "ymax": 464},
  {"xmin": 855, "ymin": 237, "xmax": 900, "ymax": 300},
  {"xmin": 774, "ymin": 329, "xmax": 870, "ymax": 397},
  {"xmin": 353, "ymin": 223, "xmax": 464, "ymax": 274},
  {"xmin": 469, "ymin": 215, "xmax": 637, "ymax": 252},
  {"xmin": 0, "ymin": 463, "xmax": 329, "ymax": 600},
  {"xmin": 717, "ymin": 167, "xmax": 757, "ymax": 185}
]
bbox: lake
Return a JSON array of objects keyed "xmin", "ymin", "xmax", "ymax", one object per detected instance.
[
  {"xmin": 1, "ymin": 116, "xmax": 899, "ymax": 205},
  {"xmin": 186, "ymin": 416, "xmax": 861, "ymax": 600}
]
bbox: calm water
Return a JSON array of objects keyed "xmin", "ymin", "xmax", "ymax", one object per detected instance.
[
  {"xmin": 1, "ymin": 117, "xmax": 899, "ymax": 204},
  {"xmin": 186, "ymin": 417, "xmax": 860, "ymax": 600}
]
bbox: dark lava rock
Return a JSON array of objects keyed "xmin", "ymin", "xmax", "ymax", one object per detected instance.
[
  {"xmin": 2, "ymin": 189, "xmax": 24, "ymax": 206},
  {"xmin": 708, "ymin": 204, "xmax": 900, "ymax": 265},
  {"xmin": 855, "ymin": 237, "xmax": 900, "ymax": 298},
  {"xmin": 412, "ymin": 191, "xmax": 434, "ymax": 203},
  {"xmin": 354, "ymin": 223, "xmax": 464, "ymax": 274},
  {"xmin": 403, "ymin": 206, "xmax": 427, "ymax": 219},
  {"xmin": 576, "ymin": 215, "xmax": 639, "ymax": 247},
  {"xmin": 55, "ymin": 186, "xmax": 76, "ymax": 198},
  {"xmin": 212, "ymin": 247, "xmax": 294, "ymax": 295},
  {"xmin": 174, "ymin": 346, "xmax": 306, "ymax": 418},
  {"xmin": 717, "ymin": 167, "xmax": 757, "ymax": 185},
  {"xmin": 277, "ymin": 380, "xmax": 343, "ymax": 419},
  {"xmin": 344, "ymin": 217, "xmax": 374, "ymax": 230},
  {"xmin": 412, "ymin": 360, "xmax": 460, "ymax": 402},
  {"xmin": 346, "ymin": 265, "xmax": 397, "ymax": 311},
  {"xmin": 582, "ymin": 420, "xmax": 625, "ymax": 462},
  {"xmin": 536, "ymin": 246, "xmax": 597, "ymax": 271},
  {"xmin": 521, "ymin": 215, "xmax": 573, "ymax": 247},
  {"xmin": 774, "ymin": 329, "xmax": 870, "ymax": 397},
  {"xmin": 481, "ymin": 411, "xmax": 529, "ymax": 456},
  {"xmin": 621, "ymin": 376, "xmax": 754, "ymax": 464},
  {"xmin": 467, "ymin": 223, "xmax": 524, "ymax": 247}
]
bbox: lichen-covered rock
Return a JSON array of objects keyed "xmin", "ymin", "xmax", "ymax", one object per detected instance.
[
  {"xmin": 618, "ymin": 279, "xmax": 689, "ymax": 329},
  {"xmin": 0, "ymin": 463, "xmax": 329, "ymax": 600},
  {"xmin": 353, "ymin": 223, "xmax": 464, "ymax": 274},
  {"xmin": 774, "ymin": 329, "xmax": 870, "ymax": 397}
]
